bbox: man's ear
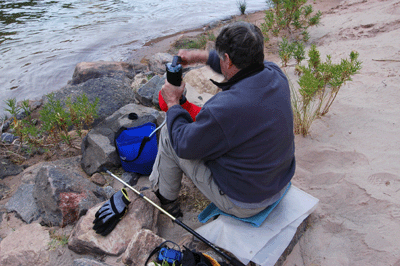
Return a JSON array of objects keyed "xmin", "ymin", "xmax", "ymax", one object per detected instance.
[{"xmin": 224, "ymin": 53, "xmax": 234, "ymax": 68}]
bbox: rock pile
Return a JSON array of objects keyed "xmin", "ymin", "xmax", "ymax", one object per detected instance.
[{"xmin": 0, "ymin": 52, "xmax": 221, "ymax": 266}]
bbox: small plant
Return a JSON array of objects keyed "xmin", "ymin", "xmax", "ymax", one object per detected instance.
[
  {"xmin": 66, "ymin": 94, "xmax": 99, "ymax": 138},
  {"xmin": 262, "ymin": 0, "xmax": 321, "ymax": 42},
  {"xmin": 40, "ymin": 93, "xmax": 72, "ymax": 145},
  {"xmin": 237, "ymin": 0, "xmax": 247, "ymax": 15},
  {"xmin": 278, "ymin": 38, "xmax": 305, "ymax": 67},
  {"xmin": 278, "ymin": 37, "xmax": 294, "ymax": 67},
  {"xmin": 48, "ymin": 230, "xmax": 69, "ymax": 251},
  {"xmin": 289, "ymin": 45, "xmax": 362, "ymax": 135},
  {"xmin": 4, "ymin": 98, "xmax": 21, "ymax": 117}
]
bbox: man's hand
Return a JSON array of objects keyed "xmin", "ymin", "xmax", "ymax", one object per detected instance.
[
  {"xmin": 161, "ymin": 80, "xmax": 185, "ymax": 109},
  {"xmin": 178, "ymin": 49, "xmax": 209, "ymax": 67}
]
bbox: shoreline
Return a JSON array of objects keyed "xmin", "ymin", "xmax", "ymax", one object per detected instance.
[{"xmin": 124, "ymin": 10, "xmax": 267, "ymax": 65}]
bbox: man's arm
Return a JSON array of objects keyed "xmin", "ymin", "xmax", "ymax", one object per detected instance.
[{"xmin": 178, "ymin": 49, "xmax": 209, "ymax": 66}]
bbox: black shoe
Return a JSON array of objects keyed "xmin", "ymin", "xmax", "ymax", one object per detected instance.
[{"xmin": 155, "ymin": 190, "xmax": 183, "ymax": 218}]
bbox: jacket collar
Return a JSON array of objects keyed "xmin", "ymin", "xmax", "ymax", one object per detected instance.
[{"xmin": 210, "ymin": 63, "xmax": 265, "ymax": 91}]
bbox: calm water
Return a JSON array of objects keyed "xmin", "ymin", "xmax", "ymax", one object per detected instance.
[{"xmin": 0, "ymin": 0, "xmax": 267, "ymax": 115}]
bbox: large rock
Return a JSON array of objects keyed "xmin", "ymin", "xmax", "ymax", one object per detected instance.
[
  {"xmin": 149, "ymin": 53, "xmax": 173, "ymax": 74},
  {"xmin": 0, "ymin": 223, "xmax": 50, "ymax": 266},
  {"xmin": 136, "ymin": 75, "xmax": 166, "ymax": 107},
  {"xmin": 32, "ymin": 164, "xmax": 108, "ymax": 227},
  {"xmin": 80, "ymin": 103, "xmax": 164, "ymax": 176},
  {"xmin": 5, "ymin": 184, "xmax": 40, "ymax": 223},
  {"xmin": 71, "ymin": 61, "xmax": 142, "ymax": 85},
  {"xmin": 122, "ymin": 229, "xmax": 166, "ymax": 266},
  {"xmin": 68, "ymin": 190, "xmax": 159, "ymax": 256},
  {"xmin": 48, "ymin": 76, "xmax": 135, "ymax": 127},
  {"xmin": 183, "ymin": 66, "xmax": 224, "ymax": 95}
]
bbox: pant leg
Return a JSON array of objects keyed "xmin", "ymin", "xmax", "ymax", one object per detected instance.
[{"xmin": 149, "ymin": 125, "xmax": 267, "ymax": 218}]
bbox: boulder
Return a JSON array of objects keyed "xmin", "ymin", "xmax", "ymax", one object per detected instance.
[
  {"xmin": 32, "ymin": 164, "xmax": 108, "ymax": 227},
  {"xmin": 80, "ymin": 103, "xmax": 164, "ymax": 176},
  {"xmin": 183, "ymin": 66, "xmax": 224, "ymax": 95},
  {"xmin": 0, "ymin": 158, "xmax": 23, "ymax": 179},
  {"xmin": 47, "ymin": 76, "xmax": 136, "ymax": 127},
  {"xmin": 185, "ymin": 83, "xmax": 215, "ymax": 107},
  {"xmin": 68, "ymin": 190, "xmax": 159, "ymax": 256},
  {"xmin": 0, "ymin": 223, "xmax": 50, "ymax": 266},
  {"xmin": 136, "ymin": 75, "xmax": 166, "ymax": 107},
  {"xmin": 122, "ymin": 229, "xmax": 166, "ymax": 266},
  {"xmin": 5, "ymin": 184, "xmax": 40, "ymax": 223},
  {"xmin": 131, "ymin": 73, "xmax": 149, "ymax": 93},
  {"xmin": 149, "ymin": 53, "xmax": 173, "ymax": 74},
  {"xmin": 71, "ymin": 61, "xmax": 141, "ymax": 85}
]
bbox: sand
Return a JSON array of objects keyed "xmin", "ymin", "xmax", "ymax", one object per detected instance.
[{"xmin": 278, "ymin": 0, "xmax": 400, "ymax": 265}]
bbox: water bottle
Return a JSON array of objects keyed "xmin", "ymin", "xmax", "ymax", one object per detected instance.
[{"xmin": 166, "ymin": 56, "xmax": 182, "ymax": 86}]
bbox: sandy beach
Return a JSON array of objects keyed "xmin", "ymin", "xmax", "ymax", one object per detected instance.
[
  {"xmin": 275, "ymin": 0, "xmax": 400, "ymax": 265},
  {"xmin": 134, "ymin": 1, "xmax": 400, "ymax": 263}
]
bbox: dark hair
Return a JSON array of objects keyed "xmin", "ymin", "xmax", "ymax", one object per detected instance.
[{"xmin": 215, "ymin": 21, "xmax": 264, "ymax": 69}]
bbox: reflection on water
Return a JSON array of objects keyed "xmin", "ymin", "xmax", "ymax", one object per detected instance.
[{"xmin": 0, "ymin": 0, "xmax": 267, "ymax": 115}]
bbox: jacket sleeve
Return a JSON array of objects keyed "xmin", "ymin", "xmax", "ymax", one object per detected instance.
[
  {"xmin": 166, "ymin": 104, "xmax": 229, "ymax": 160},
  {"xmin": 206, "ymin": 50, "xmax": 222, "ymax": 74}
]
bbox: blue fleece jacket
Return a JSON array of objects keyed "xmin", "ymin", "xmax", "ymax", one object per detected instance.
[{"xmin": 166, "ymin": 50, "xmax": 295, "ymax": 203}]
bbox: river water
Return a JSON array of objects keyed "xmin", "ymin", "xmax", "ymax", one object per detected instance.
[{"xmin": 0, "ymin": 0, "xmax": 268, "ymax": 115}]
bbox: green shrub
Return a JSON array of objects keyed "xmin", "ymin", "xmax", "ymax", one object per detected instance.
[
  {"xmin": 237, "ymin": 0, "xmax": 247, "ymax": 15},
  {"xmin": 290, "ymin": 45, "xmax": 362, "ymax": 135},
  {"xmin": 3, "ymin": 93, "xmax": 98, "ymax": 159},
  {"xmin": 262, "ymin": 0, "xmax": 321, "ymax": 42},
  {"xmin": 278, "ymin": 38, "xmax": 305, "ymax": 67}
]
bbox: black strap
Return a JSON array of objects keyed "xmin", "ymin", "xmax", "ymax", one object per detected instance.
[
  {"xmin": 114, "ymin": 126, "xmax": 151, "ymax": 163},
  {"xmin": 144, "ymin": 246, "xmax": 162, "ymax": 266}
]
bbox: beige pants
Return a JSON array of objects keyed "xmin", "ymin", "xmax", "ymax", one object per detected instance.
[{"xmin": 149, "ymin": 126, "xmax": 268, "ymax": 218}]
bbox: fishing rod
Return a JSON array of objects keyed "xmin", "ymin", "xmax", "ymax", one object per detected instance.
[{"xmin": 102, "ymin": 168, "xmax": 245, "ymax": 266}]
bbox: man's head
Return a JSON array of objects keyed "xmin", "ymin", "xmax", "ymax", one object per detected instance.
[{"xmin": 215, "ymin": 22, "xmax": 264, "ymax": 70}]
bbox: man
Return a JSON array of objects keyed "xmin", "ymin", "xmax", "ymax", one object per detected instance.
[{"xmin": 150, "ymin": 21, "xmax": 295, "ymax": 219}]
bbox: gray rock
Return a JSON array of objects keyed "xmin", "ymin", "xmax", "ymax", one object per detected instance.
[
  {"xmin": 136, "ymin": 75, "xmax": 166, "ymax": 107},
  {"xmin": 32, "ymin": 164, "xmax": 107, "ymax": 227},
  {"xmin": 1, "ymin": 132, "xmax": 17, "ymax": 144},
  {"xmin": 73, "ymin": 258, "xmax": 112, "ymax": 266},
  {"xmin": 122, "ymin": 229, "xmax": 166, "ymax": 266},
  {"xmin": 31, "ymin": 100, "xmax": 42, "ymax": 110},
  {"xmin": 149, "ymin": 53, "xmax": 173, "ymax": 74},
  {"xmin": 5, "ymin": 184, "xmax": 40, "ymax": 223},
  {"xmin": 1, "ymin": 120, "xmax": 10, "ymax": 132},
  {"xmin": 103, "ymin": 186, "xmax": 116, "ymax": 199},
  {"xmin": 80, "ymin": 103, "xmax": 163, "ymax": 176},
  {"xmin": 68, "ymin": 190, "xmax": 159, "ymax": 256},
  {"xmin": 121, "ymin": 172, "xmax": 141, "ymax": 187},
  {"xmin": 46, "ymin": 76, "xmax": 136, "ymax": 127},
  {"xmin": 0, "ymin": 158, "xmax": 23, "ymax": 179},
  {"xmin": 16, "ymin": 110, "xmax": 28, "ymax": 120}
]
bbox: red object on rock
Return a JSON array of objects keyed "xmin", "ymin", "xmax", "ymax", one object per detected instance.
[{"xmin": 158, "ymin": 91, "xmax": 201, "ymax": 121}]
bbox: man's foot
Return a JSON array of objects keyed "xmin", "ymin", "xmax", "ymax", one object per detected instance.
[{"xmin": 155, "ymin": 190, "xmax": 183, "ymax": 218}]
